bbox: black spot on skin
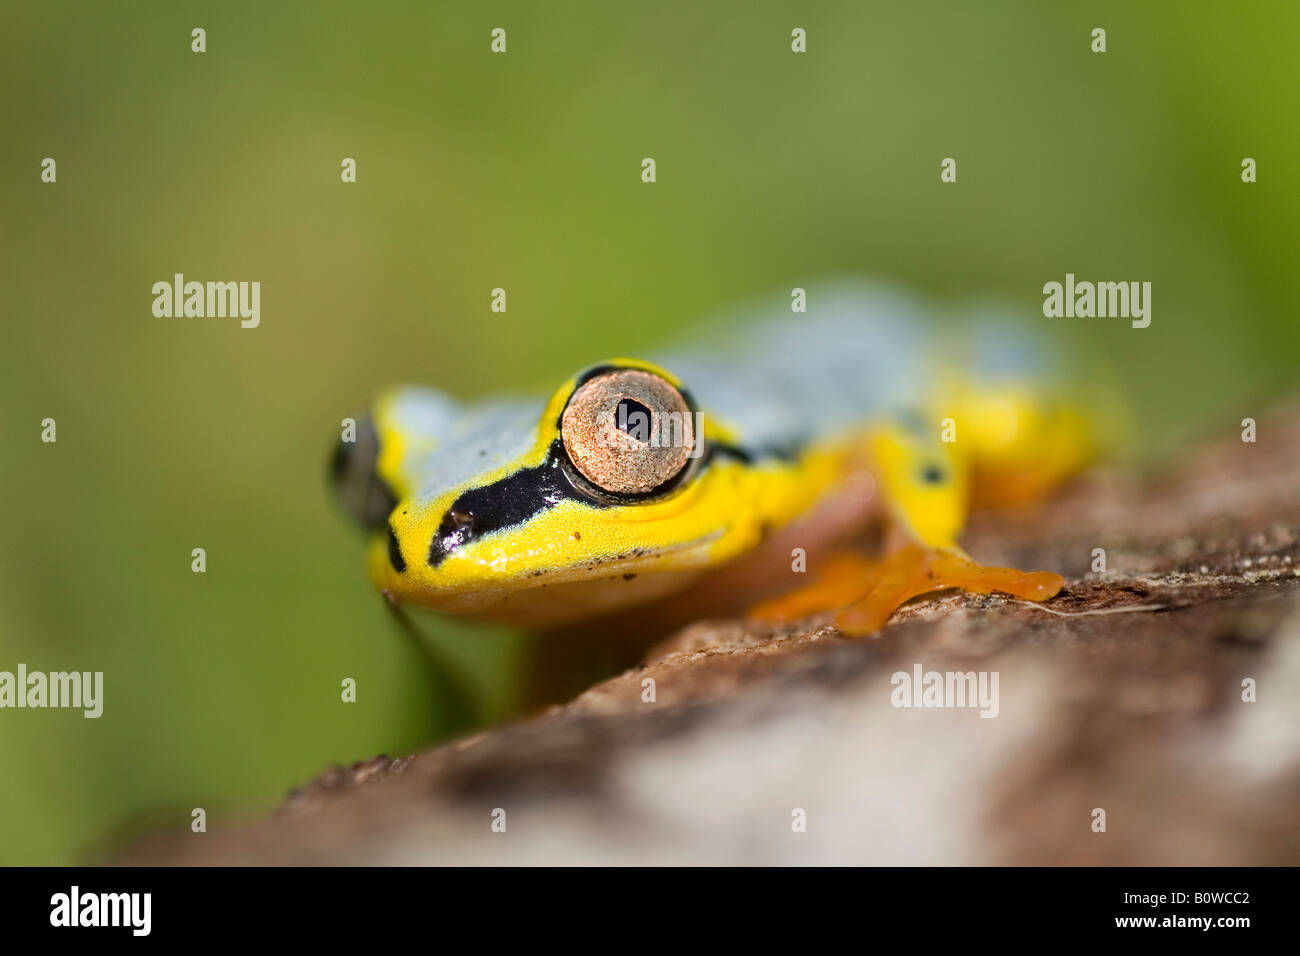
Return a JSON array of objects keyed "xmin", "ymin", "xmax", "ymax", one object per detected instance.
[
  {"xmin": 921, "ymin": 465, "xmax": 946, "ymax": 485},
  {"xmin": 623, "ymin": 573, "xmax": 637, "ymax": 581},
  {"xmin": 387, "ymin": 525, "xmax": 406, "ymax": 573},
  {"xmin": 574, "ymin": 531, "xmax": 582, "ymax": 540}
]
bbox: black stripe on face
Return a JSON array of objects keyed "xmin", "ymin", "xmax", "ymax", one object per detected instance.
[
  {"xmin": 425, "ymin": 438, "xmax": 761, "ymax": 568},
  {"xmin": 427, "ymin": 442, "xmax": 581, "ymax": 567}
]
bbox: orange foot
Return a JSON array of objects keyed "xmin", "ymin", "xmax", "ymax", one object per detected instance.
[{"xmin": 748, "ymin": 544, "xmax": 1063, "ymax": 638}]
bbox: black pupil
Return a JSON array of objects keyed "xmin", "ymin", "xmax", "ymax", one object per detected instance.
[{"xmin": 616, "ymin": 398, "xmax": 653, "ymax": 442}]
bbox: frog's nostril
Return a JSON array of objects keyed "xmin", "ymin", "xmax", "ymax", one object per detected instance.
[{"xmin": 428, "ymin": 510, "xmax": 475, "ymax": 567}]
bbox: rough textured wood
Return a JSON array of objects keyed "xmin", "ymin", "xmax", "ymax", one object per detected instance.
[{"xmin": 121, "ymin": 408, "xmax": 1300, "ymax": 865}]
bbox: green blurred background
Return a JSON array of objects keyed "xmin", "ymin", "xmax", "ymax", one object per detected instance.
[{"xmin": 1, "ymin": 1, "xmax": 1297, "ymax": 864}]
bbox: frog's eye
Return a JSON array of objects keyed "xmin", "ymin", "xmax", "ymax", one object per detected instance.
[{"xmin": 561, "ymin": 368, "xmax": 698, "ymax": 496}]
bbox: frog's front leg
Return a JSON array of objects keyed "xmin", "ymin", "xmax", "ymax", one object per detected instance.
[
  {"xmin": 748, "ymin": 425, "xmax": 1064, "ymax": 637},
  {"xmin": 833, "ymin": 543, "xmax": 1061, "ymax": 635},
  {"xmin": 748, "ymin": 544, "xmax": 1062, "ymax": 636}
]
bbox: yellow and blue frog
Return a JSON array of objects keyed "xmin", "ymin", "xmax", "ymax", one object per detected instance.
[{"xmin": 333, "ymin": 282, "xmax": 1097, "ymax": 637}]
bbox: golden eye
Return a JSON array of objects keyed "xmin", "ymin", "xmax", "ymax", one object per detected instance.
[{"xmin": 561, "ymin": 369, "xmax": 698, "ymax": 496}]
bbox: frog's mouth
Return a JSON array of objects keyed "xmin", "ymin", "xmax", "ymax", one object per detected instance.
[
  {"xmin": 428, "ymin": 523, "xmax": 726, "ymax": 589},
  {"xmin": 525, "ymin": 527, "xmax": 727, "ymax": 586},
  {"xmin": 377, "ymin": 525, "xmax": 726, "ymax": 622}
]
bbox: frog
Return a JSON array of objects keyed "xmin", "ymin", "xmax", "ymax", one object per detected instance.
[{"xmin": 333, "ymin": 281, "xmax": 1097, "ymax": 638}]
